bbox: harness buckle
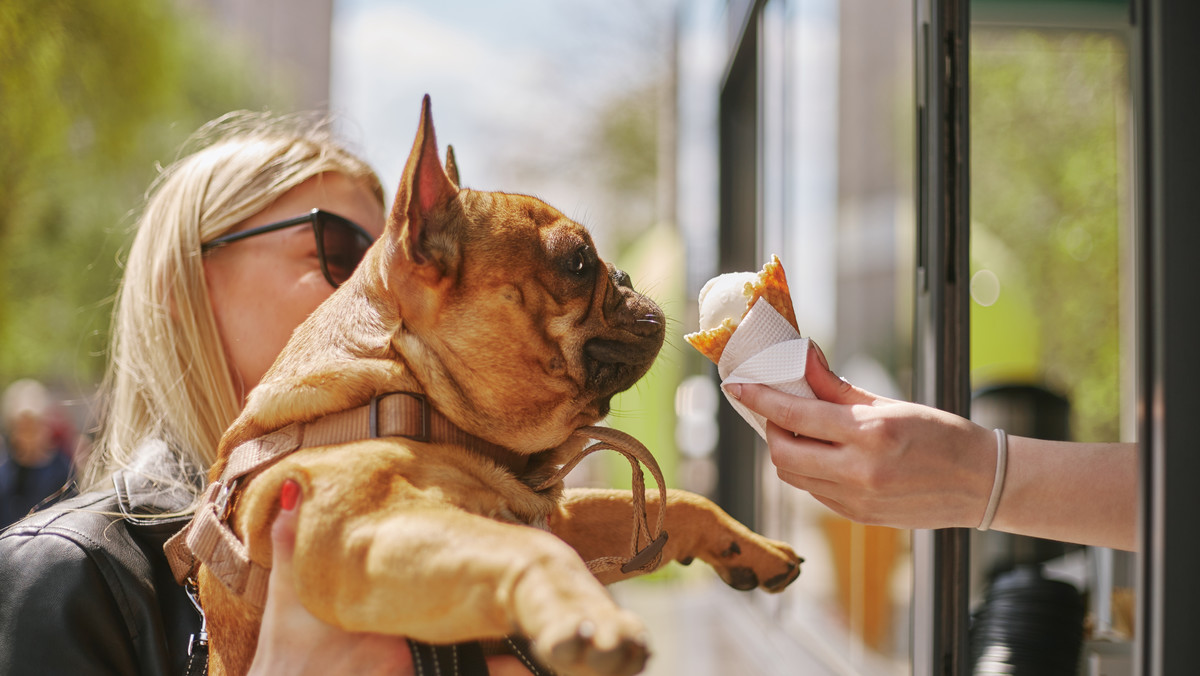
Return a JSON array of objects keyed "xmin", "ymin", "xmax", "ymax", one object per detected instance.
[
  {"xmin": 212, "ymin": 481, "xmax": 234, "ymax": 521},
  {"xmin": 369, "ymin": 392, "xmax": 430, "ymax": 443}
]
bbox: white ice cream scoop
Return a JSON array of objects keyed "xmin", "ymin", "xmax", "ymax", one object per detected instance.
[{"xmin": 697, "ymin": 271, "xmax": 758, "ymax": 332}]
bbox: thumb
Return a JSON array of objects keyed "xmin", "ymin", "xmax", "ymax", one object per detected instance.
[
  {"xmin": 805, "ymin": 340, "xmax": 876, "ymax": 405},
  {"xmin": 270, "ymin": 479, "xmax": 302, "ymax": 577}
]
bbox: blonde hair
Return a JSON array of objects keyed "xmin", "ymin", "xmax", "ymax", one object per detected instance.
[{"xmin": 80, "ymin": 112, "xmax": 383, "ymax": 498}]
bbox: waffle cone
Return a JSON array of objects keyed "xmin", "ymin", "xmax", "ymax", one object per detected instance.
[{"xmin": 685, "ymin": 255, "xmax": 797, "ymax": 365}]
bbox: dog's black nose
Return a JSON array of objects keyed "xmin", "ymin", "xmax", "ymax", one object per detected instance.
[{"xmin": 611, "ymin": 267, "xmax": 633, "ymax": 289}]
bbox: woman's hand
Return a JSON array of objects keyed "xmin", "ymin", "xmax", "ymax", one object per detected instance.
[
  {"xmin": 728, "ymin": 342, "xmax": 997, "ymax": 530},
  {"xmin": 729, "ymin": 341, "xmax": 1138, "ymax": 550},
  {"xmin": 248, "ymin": 480, "xmax": 415, "ymax": 675},
  {"xmin": 248, "ymin": 481, "xmax": 538, "ymax": 675}
]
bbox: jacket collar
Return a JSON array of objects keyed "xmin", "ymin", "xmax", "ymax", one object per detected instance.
[{"xmin": 113, "ymin": 439, "xmax": 204, "ymax": 527}]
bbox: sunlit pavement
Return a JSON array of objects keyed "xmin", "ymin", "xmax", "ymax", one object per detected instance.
[{"xmin": 609, "ymin": 574, "xmax": 838, "ymax": 676}]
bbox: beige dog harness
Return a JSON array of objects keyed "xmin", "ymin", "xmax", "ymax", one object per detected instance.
[{"xmin": 164, "ymin": 391, "xmax": 668, "ymax": 608}]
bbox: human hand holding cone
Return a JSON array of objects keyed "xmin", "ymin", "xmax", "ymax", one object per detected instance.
[{"xmin": 685, "ymin": 255, "xmax": 813, "ymax": 439}]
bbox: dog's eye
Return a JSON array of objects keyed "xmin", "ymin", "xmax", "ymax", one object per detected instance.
[{"xmin": 567, "ymin": 248, "xmax": 591, "ymax": 276}]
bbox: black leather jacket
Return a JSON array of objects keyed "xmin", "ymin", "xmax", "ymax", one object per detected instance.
[
  {"xmin": 0, "ymin": 442, "xmax": 202, "ymax": 675},
  {"xmin": 0, "ymin": 442, "xmax": 543, "ymax": 676}
]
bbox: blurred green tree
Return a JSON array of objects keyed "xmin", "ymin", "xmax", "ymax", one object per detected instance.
[
  {"xmin": 970, "ymin": 30, "xmax": 1127, "ymax": 442},
  {"xmin": 0, "ymin": 0, "xmax": 259, "ymax": 389}
]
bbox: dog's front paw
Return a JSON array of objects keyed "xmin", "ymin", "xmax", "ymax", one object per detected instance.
[
  {"xmin": 691, "ymin": 534, "xmax": 802, "ymax": 593},
  {"xmin": 536, "ymin": 611, "xmax": 648, "ymax": 676}
]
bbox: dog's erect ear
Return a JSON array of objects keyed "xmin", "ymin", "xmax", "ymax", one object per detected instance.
[
  {"xmin": 445, "ymin": 145, "xmax": 460, "ymax": 188},
  {"xmin": 390, "ymin": 95, "xmax": 458, "ymax": 266}
]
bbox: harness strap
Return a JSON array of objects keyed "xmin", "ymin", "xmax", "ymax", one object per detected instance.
[
  {"xmin": 184, "ymin": 486, "xmax": 272, "ymax": 600},
  {"xmin": 166, "ymin": 392, "xmax": 531, "ymax": 597},
  {"xmin": 166, "ymin": 395, "xmax": 670, "ymax": 612}
]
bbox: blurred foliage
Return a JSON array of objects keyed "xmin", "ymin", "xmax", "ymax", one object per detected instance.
[
  {"xmin": 0, "ymin": 0, "xmax": 261, "ymax": 390},
  {"xmin": 589, "ymin": 81, "xmax": 661, "ymax": 242},
  {"xmin": 589, "ymin": 81, "xmax": 684, "ymax": 481},
  {"xmin": 608, "ymin": 223, "xmax": 685, "ymax": 489},
  {"xmin": 970, "ymin": 30, "xmax": 1127, "ymax": 442}
]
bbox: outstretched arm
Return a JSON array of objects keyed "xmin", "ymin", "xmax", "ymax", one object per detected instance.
[{"xmin": 728, "ymin": 343, "xmax": 1137, "ymax": 551}]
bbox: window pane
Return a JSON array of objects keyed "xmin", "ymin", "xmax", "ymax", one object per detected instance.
[
  {"xmin": 754, "ymin": 0, "xmax": 916, "ymax": 671},
  {"xmin": 969, "ymin": 25, "xmax": 1135, "ymax": 675}
]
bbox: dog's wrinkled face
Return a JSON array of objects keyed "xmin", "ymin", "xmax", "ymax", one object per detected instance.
[{"xmin": 369, "ymin": 97, "xmax": 665, "ymax": 452}]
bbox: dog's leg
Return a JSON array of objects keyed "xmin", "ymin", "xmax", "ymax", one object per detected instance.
[
  {"xmin": 549, "ymin": 488, "xmax": 802, "ymax": 591},
  {"xmin": 233, "ymin": 459, "xmax": 650, "ymax": 676}
]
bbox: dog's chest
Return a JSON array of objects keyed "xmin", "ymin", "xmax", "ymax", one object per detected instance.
[
  {"xmin": 381, "ymin": 442, "xmax": 558, "ymax": 530},
  {"xmin": 493, "ymin": 504, "xmax": 550, "ymax": 531}
]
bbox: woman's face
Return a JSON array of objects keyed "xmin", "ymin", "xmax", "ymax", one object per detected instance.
[{"xmin": 204, "ymin": 172, "xmax": 385, "ymax": 401}]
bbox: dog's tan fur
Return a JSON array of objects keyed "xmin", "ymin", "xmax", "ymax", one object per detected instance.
[{"xmin": 199, "ymin": 97, "xmax": 801, "ymax": 676}]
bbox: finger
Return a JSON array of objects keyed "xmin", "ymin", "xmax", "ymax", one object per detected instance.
[
  {"xmin": 804, "ymin": 340, "xmax": 874, "ymax": 405},
  {"xmin": 808, "ymin": 493, "xmax": 854, "ymax": 521},
  {"xmin": 338, "ymin": 634, "xmax": 415, "ymax": 674},
  {"xmin": 764, "ymin": 421, "xmax": 846, "ymax": 481},
  {"xmin": 271, "ymin": 479, "xmax": 302, "ymax": 561},
  {"xmin": 773, "ymin": 464, "xmax": 856, "ymax": 519},
  {"xmin": 734, "ymin": 384, "xmax": 857, "ymax": 443},
  {"xmin": 264, "ymin": 479, "xmax": 303, "ymax": 613},
  {"xmin": 775, "ymin": 465, "xmax": 839, "ymax": 495}
]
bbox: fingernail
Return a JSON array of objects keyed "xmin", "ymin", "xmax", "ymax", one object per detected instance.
[
  {"xmin": 811, "ymin": 340, "xmax": 830, "ymax": 371},
  {"xmin": 280, "ymin": 479, "xmax": 300, "ymax": 511},
  {"xmin": 726, "ymin": 383, "xmax": 743, "ymax": 400}
]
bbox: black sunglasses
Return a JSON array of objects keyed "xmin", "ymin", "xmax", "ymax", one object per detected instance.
[{"xmin": 201, "ymin": 208, "xmax": 375, "ymax": 288}]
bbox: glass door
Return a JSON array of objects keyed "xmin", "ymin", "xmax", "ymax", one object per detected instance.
[
  {"xmin": 914, "ymin": 1, "xmax": 1139, "ymax": 673},
  {"xmin": 967, "ymin": 2, "xmax": 1136, "ymax": 674}
]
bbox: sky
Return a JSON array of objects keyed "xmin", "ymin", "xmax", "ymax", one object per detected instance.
[{"xmin": 329, "ymin": 0, "xmax": 677, "ymax": 236}]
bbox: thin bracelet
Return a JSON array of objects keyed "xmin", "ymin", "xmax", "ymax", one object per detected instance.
[{"xmin": 977, "ymin": 428, "xmax": 1008, "ymax": 531}]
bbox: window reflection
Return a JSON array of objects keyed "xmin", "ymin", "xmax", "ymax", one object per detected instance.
[{"xmin": 969, "ymin": 23, "xmax": 1135, "ymax": 676}]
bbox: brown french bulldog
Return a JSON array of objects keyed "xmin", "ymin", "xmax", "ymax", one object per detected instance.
[{"xmin": 191, "ymin": 96, "xmax": 801, "ymax": 675}]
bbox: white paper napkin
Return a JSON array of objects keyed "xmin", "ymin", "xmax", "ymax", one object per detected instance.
[{"xmin": 717, "ymin": 300, "xmax": 815, "ymax": 440}]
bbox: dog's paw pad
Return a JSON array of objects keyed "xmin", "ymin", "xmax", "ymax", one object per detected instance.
[
  {"xmin": 764, "ymin": 559, "xmax": 802, "ymax": 591},
  {"xmin": 542, "ymin": 615, "xmax": 648, "ymax": 676},
  {"xmin": 727, "ymin": 567, "xmax": 759, "ymax": 591},
  {"xmin": 710, "ymin": 537, "xmax": 803, "ymax": 593}
]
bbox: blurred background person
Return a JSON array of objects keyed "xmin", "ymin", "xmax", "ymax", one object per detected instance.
[{"xmin": 0, "ymin": 379, "xmax": 72, "ymax": 529}]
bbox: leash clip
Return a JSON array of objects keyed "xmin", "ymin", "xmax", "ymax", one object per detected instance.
[{"xmin": 184, "ymin": 578, "xmax": 209, "ymax": 655}]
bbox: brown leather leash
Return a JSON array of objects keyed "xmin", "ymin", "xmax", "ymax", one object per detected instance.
[
  {"xmin": 165, "ymin": 391, "xmax": 669, "ymax": 609},
  {"xmin": 534, "ymin": 425, "xmax": 669, "ymax": 576}
]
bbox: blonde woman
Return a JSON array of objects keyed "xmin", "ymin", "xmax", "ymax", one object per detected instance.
[{"xmin": 0, "ymin": 113, "xmax": 531, "ymax": 675}]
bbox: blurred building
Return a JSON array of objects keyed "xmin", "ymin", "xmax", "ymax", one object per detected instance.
[
  {"xmin": 178, "ymin": 0, "xmax": 334, "ymax": 110},
  {"xmin": 673, "ymin": 2, "xmax": 915, "ymax": 672}
]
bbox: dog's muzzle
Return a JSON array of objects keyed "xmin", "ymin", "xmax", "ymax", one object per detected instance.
[{"xmin": 584, "ymin": 269, "xmax": 665, "ymax": 403}]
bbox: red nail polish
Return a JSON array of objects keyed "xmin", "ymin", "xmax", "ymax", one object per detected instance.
[{"xmin": 280, "ymin": 480, "xmax": 300, "ymax": 511}]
